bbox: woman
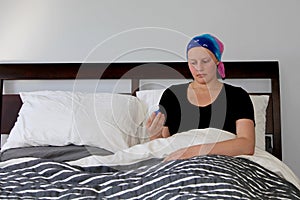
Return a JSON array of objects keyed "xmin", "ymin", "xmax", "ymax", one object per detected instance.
[{"xmin": 146, "ymin": 33, "xmax": 255, "ymax": 161}]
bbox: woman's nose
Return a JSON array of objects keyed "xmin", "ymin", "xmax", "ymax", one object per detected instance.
[{"xmin": 194, "ymin": 63, "xmax": 203, "ymax": 71}]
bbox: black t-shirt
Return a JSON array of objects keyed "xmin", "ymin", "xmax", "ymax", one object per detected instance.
[{"xmin": 159, "ymin": 83, "xmax": 255, "ymax": 135}]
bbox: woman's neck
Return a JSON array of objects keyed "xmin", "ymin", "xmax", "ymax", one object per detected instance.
[
  {"xmin": 188, "ymin": 80, "xmax": 224, "ymax": 107},
  {"xmin": 190, "ymin": 80, "xmax": 223, "ymax": 91}
]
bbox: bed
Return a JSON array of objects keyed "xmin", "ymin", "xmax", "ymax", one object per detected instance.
[{"xmin": 0, "ymin": 61, "xmax": 299, "ymax": 199}]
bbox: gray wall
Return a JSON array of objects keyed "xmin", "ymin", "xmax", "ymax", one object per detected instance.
[{"xmin": 1, "ymin": 0, "xmax": 299, "ymax": 177}]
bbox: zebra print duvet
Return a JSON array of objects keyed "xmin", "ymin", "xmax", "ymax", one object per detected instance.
[{"xmin": 1, "ymin": 155, "xmax": 300, "ymax": 199}]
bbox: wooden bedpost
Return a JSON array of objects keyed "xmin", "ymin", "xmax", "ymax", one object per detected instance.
[
  {"xmin": 271, "ymin": 63, "xmax": 282, "ymax": 160},
  {"xmin": 0, "ymin": 79, "xmax": 3, "ymax": 148}
]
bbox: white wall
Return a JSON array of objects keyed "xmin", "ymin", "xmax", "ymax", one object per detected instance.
[{"xmin": 1, "ymin": 0, "xmax": 300, "ymax": 177}]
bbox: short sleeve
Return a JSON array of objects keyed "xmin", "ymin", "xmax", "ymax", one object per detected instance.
[
  {"xmin": 234, "ymin": 87, "xmax": 255, "ymax": 123},
  {"xmin": 158, "ymin": 87, "xmax": 182, "ymax": 135}
]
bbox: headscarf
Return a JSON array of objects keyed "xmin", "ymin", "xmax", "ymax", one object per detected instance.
[{"xmin": 186, "ymin": 33, "xmax": 225, "ymax": 79}]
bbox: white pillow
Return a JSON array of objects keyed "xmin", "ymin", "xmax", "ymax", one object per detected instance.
[
  {"xmin": 2, "ymin": 91, "xmax": 147, "ymax": 152},
  {"xmin": 250, "ymin": 95, "xmax": 269, "ymax": 150},
  {"xmin": 136, "ymin": 89, "xmax": 269, "ymax": 150},
  {"xmin": 136, "ymin": 89, "xmax": 165, "ymax": 117}
]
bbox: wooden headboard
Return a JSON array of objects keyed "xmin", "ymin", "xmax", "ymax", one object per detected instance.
[{"xmin": 0, "ymin": 61, "xmax": 281, "ymax": 159}]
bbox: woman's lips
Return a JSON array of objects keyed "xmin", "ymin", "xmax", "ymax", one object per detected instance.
[{"xmin": 196, "ymin": 74, "xmax": 206, "ymax": 78}]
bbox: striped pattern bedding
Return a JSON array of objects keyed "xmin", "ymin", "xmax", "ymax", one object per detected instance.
[{"xmin": 1, "ymin": 155, "xmax": 300, "ymax": 199}]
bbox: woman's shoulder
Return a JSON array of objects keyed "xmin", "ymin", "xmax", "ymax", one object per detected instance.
[
  {"xmin": 162, "ymin": 82, "xmax": 190, "ymax": 99},
  {"xmin": 160, "ymin": 83, "xmax": 189, "ymax": 103},
  {"xmin": 224, "ymin": 83, "xmax": 249, "ymax": 97},
  {"xmin": 167, "ymin": 82, "xmax": 190, "ymax": 92},
  {"xmin": 168, "ymin": 82, "xmax": 190, "ymax": 89}
]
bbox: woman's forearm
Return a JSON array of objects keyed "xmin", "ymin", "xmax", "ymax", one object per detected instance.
[
  {"xmin": 196, "ymin": 137, "xmax": 255, "ymax": 157},
  {"xmin": 164, "ymin": 134, "xmax": 255, "ymax": 162}
]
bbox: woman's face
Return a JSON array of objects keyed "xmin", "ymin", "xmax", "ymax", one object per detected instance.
[{"xmin": 187, "ymin": 47, "xmax": 218, "ymax": 84}]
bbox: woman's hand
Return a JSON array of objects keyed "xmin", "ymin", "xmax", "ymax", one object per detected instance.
[
  {"xmin": 146, "ymin": 112, "xmax": 169, "ymax": 140},
  {"xmin": 163, "ymin": 145, "xmax": 200, "ymax": 162}
]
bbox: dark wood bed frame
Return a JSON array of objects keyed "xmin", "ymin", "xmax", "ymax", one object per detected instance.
[{"xmin": 0, "ymin": 61, "xmax": 282, "ymax": 160}]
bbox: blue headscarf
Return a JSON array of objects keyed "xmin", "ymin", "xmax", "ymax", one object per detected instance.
[{"xmin": 186, "ymin": 33, "xmax": 225, "ymax": 78}]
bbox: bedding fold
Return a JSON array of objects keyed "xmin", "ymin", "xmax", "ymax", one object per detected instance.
[
  {"xmin": 1, "ymin": 155, "xmax": 299, "ymax": 199},
  {"xmin": 0, "ymin": 145, "xmax": 113, "ymax": 162},
  {"xmin": 1, "ymin": 128, "xmax": 300, "ymax": 199}
]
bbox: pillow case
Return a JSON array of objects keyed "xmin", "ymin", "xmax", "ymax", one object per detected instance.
[
  {"xmin": 2, "ymin": 91, "xmax": 147, "ymax": 152},
  {"xmin": 136, "ymin": 89, "xmax": 165, "ymax": 117},
  {"xmin": 250, "ymin": 95, "xmax": 269, "ymax": 150},
  {"xmin": 136, "ymin": 89, "xmax": 269, "ymax": 150}
]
